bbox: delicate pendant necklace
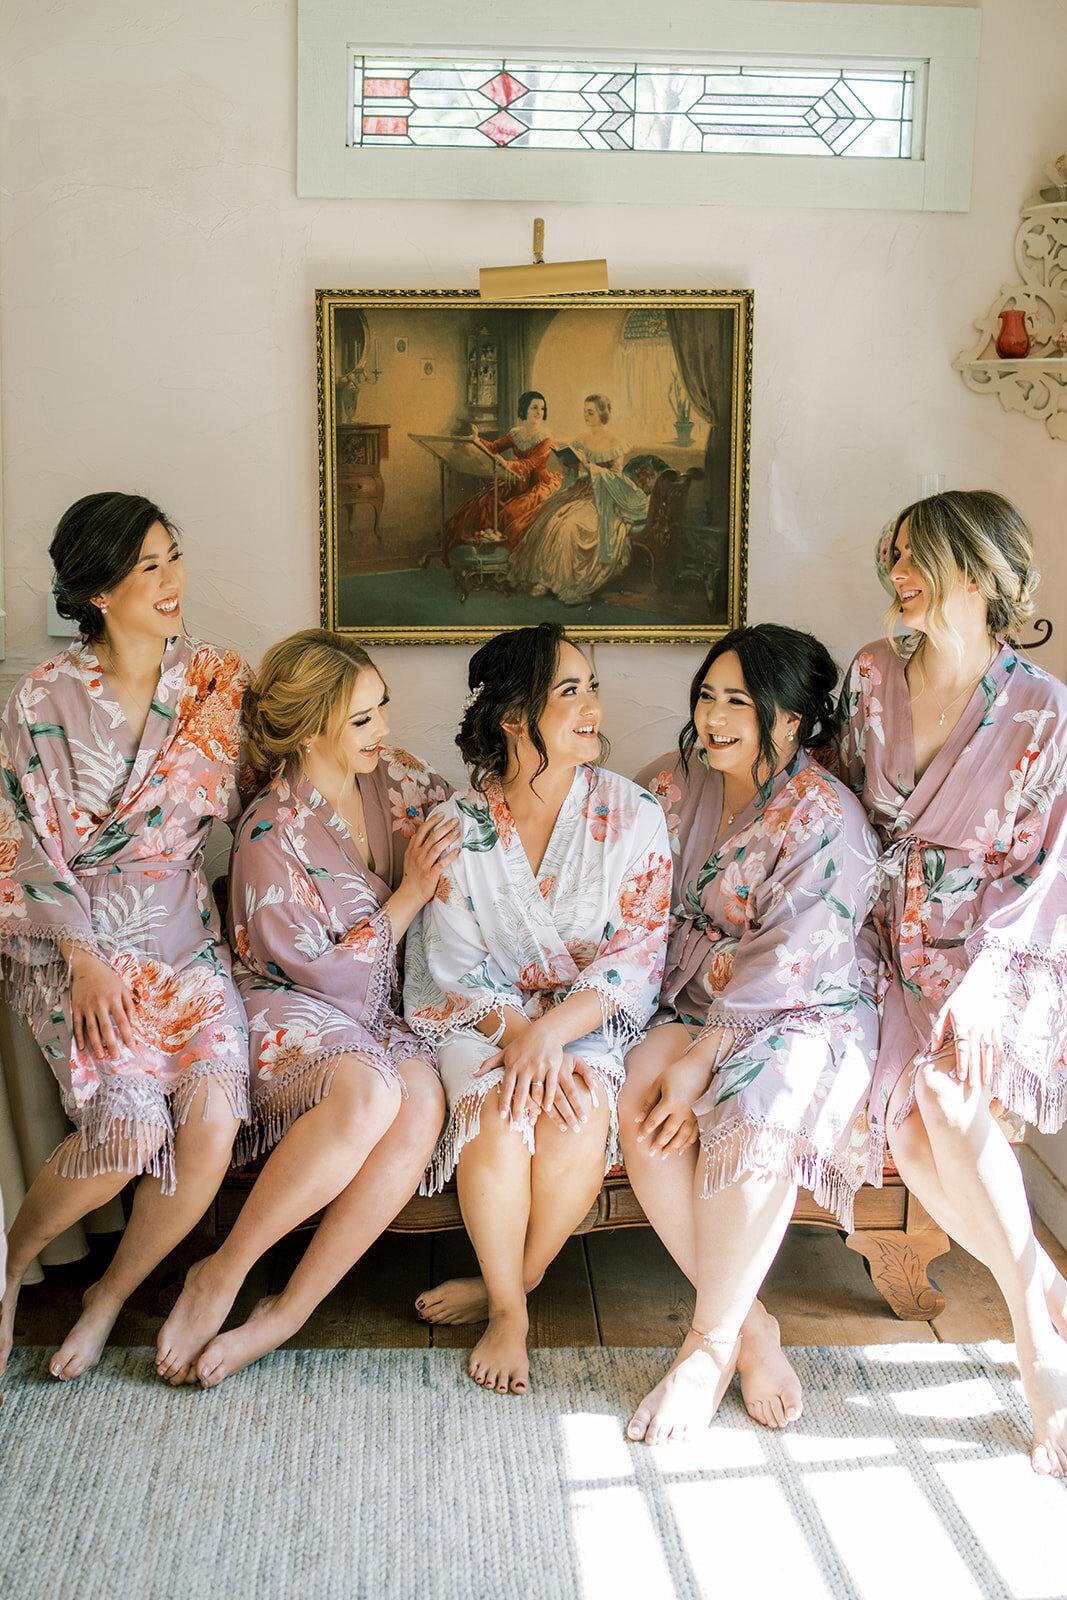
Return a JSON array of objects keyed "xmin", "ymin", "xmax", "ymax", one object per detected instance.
[{"xmin": 914, "ymin": 641, "xmax": 996, "ymax": 727}]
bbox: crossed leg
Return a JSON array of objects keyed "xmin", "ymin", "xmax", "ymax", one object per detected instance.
[
  {"xmin": 50, "ymin": 1077, "xmax": 239, "ymax": 1379},
  {"xmin": 618, "ymin": 1026, "xmax": 803, "ymax": 1429},
  {"xmin": 436, "ymin": 1084, "xmax": 611, "ymax": 1395},
  {"xmin": 888, "ymin": 1055, "xmax": 1067, "ymax": 1476},
  {"xmin": 2, "ymin": 1074, "xmax": 238, "ymax": 1382},
  {"xmin": 186, "ymin": 1056, "xmax": 444, "ymax": 1387}
]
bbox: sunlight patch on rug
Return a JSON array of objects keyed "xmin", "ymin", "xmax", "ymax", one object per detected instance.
[{"xmin": 1, "ymin": 1342, "xmax": 1064, "ymax": 1600}]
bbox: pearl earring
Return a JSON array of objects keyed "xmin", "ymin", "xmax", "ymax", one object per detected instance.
[{"xmin": 98, "ymin": 603, "xmax": 108, "ymax": 615}]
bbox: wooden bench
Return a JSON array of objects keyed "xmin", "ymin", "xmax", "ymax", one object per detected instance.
[{"xmin": 213, "ymin": 1164, "xmax": 950, "ymax": 1322}]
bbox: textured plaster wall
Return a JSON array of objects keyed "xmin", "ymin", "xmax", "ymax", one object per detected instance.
[
  {"xmin": 2, "ymin": 0, "xmax": 1067, "ymax": 1206},
  {"xmin": 2, "ymin": 0, "xmax": 1066, "ymax": 794}
]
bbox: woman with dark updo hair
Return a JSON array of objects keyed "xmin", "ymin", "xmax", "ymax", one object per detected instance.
[
  {"xmin": 841, "ymin": 490, "xmax": 1067, "ymax": 1476},
  {"xmin": 620, "ymin": 624, "xmax": 880, "ymax": 1446},
  {"xmin": 405, "ymin": 622, "xmax": 672, "ymax": 1396},
  {"xmin": 0, "ymin": 492, "xmax": 248, "ymax": 1383},
  {"xmin": 441, "ymin": 389, "xmax": 561, "ymax": 563}
]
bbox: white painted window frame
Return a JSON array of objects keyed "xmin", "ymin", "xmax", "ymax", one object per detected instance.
[{"xmin": 297, "ymin": 1, "xmax": 980, "ymax": 211}]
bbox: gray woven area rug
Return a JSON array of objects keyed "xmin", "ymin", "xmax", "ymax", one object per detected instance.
[{"xmin": 1, "ymin": 1342, "xmax": 1063, "ymax": 1600}]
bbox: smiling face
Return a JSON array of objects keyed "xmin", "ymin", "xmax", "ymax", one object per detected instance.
[
  {"xmin": 694, "ymin": 650, "xmax": 799, "ymax": 790},
  {"xmin": 510, "ymin": 640, "xmax": 601, "ymax": 772},
  {"xmin": 889, "ymin": 517, "xmax": 973, "ymax": 639},
  {"xmin": 306, "ymin": 667, "xmax": 390, "ymax": 790},
  {"xmin": 94, "ymin": 521, "xmax": 185, "ymax": 644},
  {"xmin": 524, "ymin": 396, "xmax": 545, "ymax": 425}
]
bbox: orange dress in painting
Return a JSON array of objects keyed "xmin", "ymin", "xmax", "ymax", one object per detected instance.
[{"xmin": 442, "ymin": 429, "xmax": 561, "ymax": 563}]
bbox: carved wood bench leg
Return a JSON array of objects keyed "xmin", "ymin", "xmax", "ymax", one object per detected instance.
[{"xmin": 846, "ymin": 1192, "xmax": 950, "ymax": 1320}]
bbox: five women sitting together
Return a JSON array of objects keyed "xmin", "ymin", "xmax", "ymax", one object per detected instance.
[{"xmin": 1, "ymin": 488, "xmax": 1066, "ymax": 1479}]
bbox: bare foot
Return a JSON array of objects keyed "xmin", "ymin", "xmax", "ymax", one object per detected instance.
[
  {"xmin": 156, "ymin": 1255, "xmax": 239, "ymax": 1385},
  {"xmin": 1020, "ymin": 1338, "xmax": 1067, "ymax": 1478},
  {"xmin": 196, "ymin": 1296, "xmax": 294, "ymax": 1389},
  {"xmin": 736, "ymin": 1302, "xmax": 803, "ymax": 1429},
  {"xmin": 416, "ymin": 1276, "xmax": 489, "ymax": 1325},
  {"xmin": 49, "ymin": 1281, "xmax": 124, "ymax": 1380},
  {"xmin": 626, "ymin": 1329, "xmax": 742, "ymax": 1445},
  {"xmin": 0, "ymin": 1274, "xmax": 20, "ymax": 1379},
  {"xmin": 468, "ymin": 1308, "xmax": 529, "ymax": 1394}
]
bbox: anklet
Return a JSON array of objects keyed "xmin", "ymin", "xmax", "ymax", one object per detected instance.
[{"xmin": 691, "ymin": 1326, "xmax": 741, "ymax": 1348}]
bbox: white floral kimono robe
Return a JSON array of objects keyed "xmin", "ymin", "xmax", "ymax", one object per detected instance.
[
  {"xmin": 637, "ymin": 749, "xmax": 882, "ymax": 1229},
  {"xmin": 838, "ymin": 635, "xmax": 1067, "ymax": 1146},
  {"xmin": 404, "ymin": 765, "xmax": 672, "ymax": 1191},
  {"xmin": 0, "ymin": 636, "xmax": 249, "ymax": 1192},
  {"xmin": 229, "ymin": 748, "xmax": 450, "ymax": 1160}
]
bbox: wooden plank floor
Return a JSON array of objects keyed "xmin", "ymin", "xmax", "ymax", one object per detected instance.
[{"xmin": 13, "ymin": 1219, "xmax": 1067, "ymax": 1355}]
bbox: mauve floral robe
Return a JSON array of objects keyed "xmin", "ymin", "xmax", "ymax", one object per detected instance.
[
  {"xmin": 229, "ymin": 748, "xmax": 450, "ymax": 1160},
  {"xmin": 404, "ymin": 765, "xmax": 672, "ymax": 1191},
  {"xmin": 636, "ymin": 749, "xmax": 882, "ymax": 1229},
  {"xmin": 838, "ymin": 635, "xmax": 1067, "ymax": 1147},
  {"xmin": 0, "ymin": 636, "xmax": 249, "ymax": 1193}
]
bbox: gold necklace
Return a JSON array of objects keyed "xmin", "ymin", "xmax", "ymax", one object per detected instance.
[{"xmin": 913, "ymin": 641, "xmax": 996, "ymax": 727}]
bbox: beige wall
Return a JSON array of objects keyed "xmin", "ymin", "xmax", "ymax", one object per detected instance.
[
  {"xmin": 2, "ymin": 0, "xmax": 1065, "ymax": 790},
  {"xmin": 3, "ymin": 0, "xmax": 1067, "ymax": 1219}
]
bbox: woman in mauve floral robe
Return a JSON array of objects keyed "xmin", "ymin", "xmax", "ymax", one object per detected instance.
[
  {"xmin": 405, "ymin": 624, "xmax": 671, "ymax": 1398},
  {"xmin": 155, "ymin": 631, "xmax": 452, "ymax": 1387},
  {"xmin": 0, "ymin": 493, "xmax": 248, "ymax": 1383},
  {"xmin": 620, "ymin": 625, "xmax": 880, "ymax": 1447},
  {"xmin": 839, "ymin": 490, "xmax": 1067, "ymax": 1477}
]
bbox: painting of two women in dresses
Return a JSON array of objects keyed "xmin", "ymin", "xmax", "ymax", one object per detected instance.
[{"xmin": 319, "ymin": 292, "xmax": 751, "ymax": 641}]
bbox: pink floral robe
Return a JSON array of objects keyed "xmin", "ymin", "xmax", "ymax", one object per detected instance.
[
  {"xmin": 838, "ymin": 636, "xmax": 1067, "ymax": 1147},
  {"xmin": 0, "ymin": 636, "xmax": 249, "ymax": 1193},
  {"xmin": 229, "ymin": 747, "xmax": 450, "ymax": 1159},
  {"xmin": 637, "ymin": 749, "xmax": 882, "ymax": 1229},
  {"xmin": 404, "ymin": 765, "xmax": 672, "ymax": 1191}
]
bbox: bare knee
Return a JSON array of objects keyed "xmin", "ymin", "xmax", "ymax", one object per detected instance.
[
  {"xmin": 394, "ymin": 1062, "xmax": 446, "ymax": 1155},
  {"xmin": 328, "ymin": 1056, "xmax": 404, "ymax": 1142},
  {"xmin": 913, "ymin": 1059, "xmax": 975, "ymax": 1136}
]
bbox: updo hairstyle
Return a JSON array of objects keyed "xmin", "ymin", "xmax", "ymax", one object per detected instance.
[
  {"xmin": 679, "ymin": 623, "xmax": 838, "ymax": 786},
  {"xmin": 243, "ymin": 629, "xmax": 378, "ymax": 784},
  {"xmin": 886, "ymin": 490, "xmax": 1039, "ymax": 649},
  {"xmin": 49, "ymin": 492, "xmax": 178, "ymax": 641},
  {"xmin": 457, "ymin": 622, "xmax": 607, "ymax": 792},
  {"xmin": 585, "ymin": 393, "xmax": 611, "ymax": 423},
  {"xmin": 517, "ymin": 390, "xmax": 548, "ymax": 421}
]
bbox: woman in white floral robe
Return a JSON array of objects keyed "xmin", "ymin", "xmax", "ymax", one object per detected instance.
[
  {"xmin": 620, "ymin": 624, "xmax": 880, "ymax": 1446},
  {"xmin": 156, "ymin": 631, "xmax": 453, "ymax": 1387},
  {"xmin": 0, "ymin": 493, "xmax": 248, "ymax": 1381},
  {"xmin": 839, "ymin": 491, "xmax": 1067, "ymax": 1477},
  {"xmin": 405, "ymin": 624, "xmax": 671, "ymax": 1396}
]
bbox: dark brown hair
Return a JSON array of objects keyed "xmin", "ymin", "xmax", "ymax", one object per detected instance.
[{"xmin": 50, "ymin": 492, "xmax": 179, "ymax": 640}]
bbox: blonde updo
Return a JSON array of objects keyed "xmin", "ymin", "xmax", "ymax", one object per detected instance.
[
  {"xmin": 885, "ymin": 489, "xmax": 1039, "ymax": 652},
  {"xmin": 243, "ymin": 629, "xmax": 379, "ymax": 784}
]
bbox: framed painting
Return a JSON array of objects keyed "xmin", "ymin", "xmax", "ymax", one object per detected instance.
[{"xmin": 316, "ymin": 288, "xmax": 752, "ymax": 644}]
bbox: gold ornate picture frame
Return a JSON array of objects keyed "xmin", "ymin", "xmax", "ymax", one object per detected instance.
[{"xmin": 317, "ymin": 288, "xmax": 752, "ymax": 644}]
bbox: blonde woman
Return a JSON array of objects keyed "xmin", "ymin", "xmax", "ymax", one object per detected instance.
[
  {"xmin": 839, "ymin": 491, "xmax": 1067, "ymax": 1476},
  {"xmin": 156, "ymin": 630, "xmax": 455, "ymax": 1385}
]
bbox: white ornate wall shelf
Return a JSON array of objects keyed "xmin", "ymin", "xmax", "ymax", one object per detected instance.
[{"xmin": 953, "ymin": 186, "xmax": 1067, "ymax": 443}]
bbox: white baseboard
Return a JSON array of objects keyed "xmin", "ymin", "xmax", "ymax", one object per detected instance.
[{"xmin": 1020, "ymin": 1145, "xmax": 1067, "ymax": 1251}]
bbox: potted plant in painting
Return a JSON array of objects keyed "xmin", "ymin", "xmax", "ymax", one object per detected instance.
[{"xmin": 668, "ymin": 375, "xmax": 695, "ymax": 447}]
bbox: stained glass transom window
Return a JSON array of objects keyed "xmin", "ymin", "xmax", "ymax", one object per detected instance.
[{"xmin": 352, "ymin": 57, "xmax": 919, "ymax": 159}]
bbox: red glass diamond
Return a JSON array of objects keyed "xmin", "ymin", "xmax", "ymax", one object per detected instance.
[
  {"xmin": 478, "ymin": 109, "xmax": 525, "ymax": 145},
  {"xmin": 482, "ymin": 72, "xmax": 527, "ymax": 108}
]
